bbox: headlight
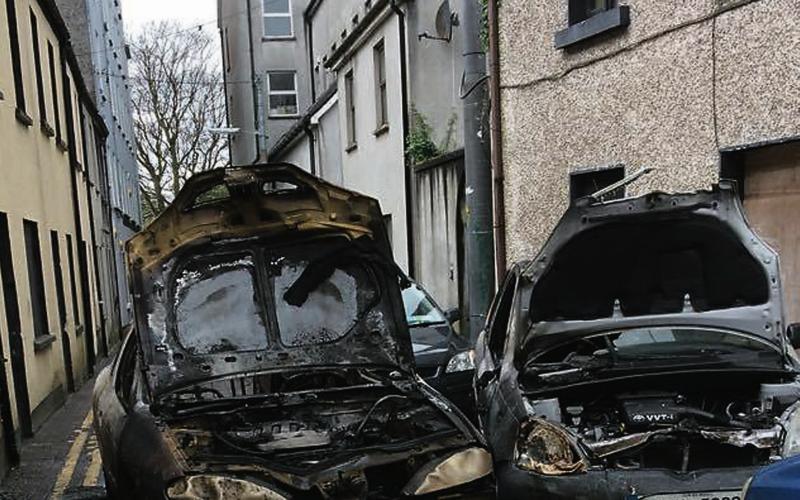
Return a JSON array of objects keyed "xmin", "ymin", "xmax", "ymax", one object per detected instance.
[
  {"xmin": 402, "ymin": 447, "xmax": 492, "ymax": 495},
  {"xmin": 515, "ymin": 418, "xmax": 587, "ymax": 475},
  {"xmin": 167, "ymin": 475, "xmax": 289, "ymax": 500},
  {"xmin": 445, "ymin": 350, "xmax": 475, "ymax": 373},
  {"xmin": 741, "ymin": 477, "xmax": 753, "ymax": 499},
  {"xmin": 782, "ymin": 401, "xmax": 800, "ymax": 457}
]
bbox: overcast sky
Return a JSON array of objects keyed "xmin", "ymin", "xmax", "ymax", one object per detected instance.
[{"xmin": 121, "ymin": 0, "xmax": 218, "ymax": 35}]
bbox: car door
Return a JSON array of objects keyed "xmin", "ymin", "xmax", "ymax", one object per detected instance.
[{"xmin": 474, "ymin": 271, "xmax": 517, "ymax": 428}]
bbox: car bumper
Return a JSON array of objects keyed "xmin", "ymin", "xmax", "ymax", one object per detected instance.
[
  {"xmin": 425, "ymin": 370, "xmax": 476, "ymax": 420},
  {"xmin": 495, "ymin": 461, "xmax": 755, "ymax": 500}
]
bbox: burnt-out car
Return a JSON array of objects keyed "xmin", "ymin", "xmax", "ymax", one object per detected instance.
[
  {"xmin": 401, "ymin": 281, "xmax": 475, "ymax": 419},
  {"xmin": 474, "ymin": 180, "xmax": 800, "ymax": 499},
  {"xmin": 92, "ymin": 164, "xmax": 491, "ymax": 499}
]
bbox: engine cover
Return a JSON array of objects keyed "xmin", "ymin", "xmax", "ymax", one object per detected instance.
[{"xmin": 621, "ymin": 395, "xmax": 680, "ymax": 427}]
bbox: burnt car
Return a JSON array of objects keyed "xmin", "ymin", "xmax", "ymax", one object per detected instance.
[
  {"xmin": 93, "ymin": 164, "xmax": 491, "ymax": 499},
  {"xmin": 401, "ymin": 281, "xmax": 475, "ymax": 418},
  {"xmin": 474, "ymin": 180, "xmax": 800, "ymax": 499}
]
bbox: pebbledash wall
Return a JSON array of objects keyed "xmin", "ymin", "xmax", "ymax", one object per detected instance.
[
  {"xmin": 497, "ymin": 0, "xmax": 800, "ymax": 322},
  {"xmin": 0, "ymin": 0, "xmax": 115, "ymax": 476}
]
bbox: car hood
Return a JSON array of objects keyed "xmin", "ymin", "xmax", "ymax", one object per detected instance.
[
  {"xmin": 519, "ymin": 180, "xmax": 789, "ymax": 355},
  {"xmin": 127, "ymin": 164, "xmax": 414, "ymax": 395}
]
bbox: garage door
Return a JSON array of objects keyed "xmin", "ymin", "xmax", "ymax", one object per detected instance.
[{"xmin": 741, "ymin": 142, "xmax": 800, "ymax": 326}]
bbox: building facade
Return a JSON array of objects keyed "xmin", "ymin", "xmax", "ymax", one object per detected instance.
[
  {"xmin": 219, "ymin": 0, "xmax": 313, "ymax": 165},
  {"xmin": 496, "ymin": 0, "xmax": 800, "ymax": 324},
  {"xmin": 220, "ymin": 0, "xmax": 471, "ymax": 310},
  {"xmin": 0, "ymin": 0, "xmax": 114, "ymax": 477},
  {"xmin": 56, "ymin": 0, "xmax": 141, "ymax": 330}
]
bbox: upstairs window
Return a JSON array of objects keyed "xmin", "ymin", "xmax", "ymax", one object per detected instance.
[
  {"xmin": 568, "ymin": 0, "xmax": 613, "ymax": 25},
  {"xmin": 555, "ymin": 0, "xmax": 629, "ymax": 49},
  {"xmin": 263, "ymin": 0, "xmax": 293, "ymax": 39},
  {"xmin": 373, "ymin": 40, "xmax": 388, "ymax": 131},
  {"xmin": 267, "ymin": 71, "xmax": 298, "ymax": 116}
]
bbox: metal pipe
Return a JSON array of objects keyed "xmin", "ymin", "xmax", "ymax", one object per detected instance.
[
  {"xmin": 389, "ymin": 0, "xmax": 416, "ymax": 277},
  {"xmin": 487, "ymin": 0, "xmax": 507, "ymax": 280},
  {"xmin": 460, "ymin": 0, "xmax": 495, "ymax": 343},
  {"xmin": 246, "ymin": 0, "xmax": 260, "ymax": 163}
]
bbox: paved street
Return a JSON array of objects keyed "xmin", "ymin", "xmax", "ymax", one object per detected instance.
[{"xmin": 0, "ymin": 376, "xmax": 105, "ymax": 500}]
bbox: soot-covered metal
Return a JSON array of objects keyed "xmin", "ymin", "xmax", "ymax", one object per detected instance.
[{"xmin": 92, "ymin": 164, "xmax": 491, "ymax": 499}]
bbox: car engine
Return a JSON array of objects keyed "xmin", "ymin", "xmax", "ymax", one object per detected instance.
[{"xmin": 524, "ymin": 373, "xmax": 800, "ymax": 472}]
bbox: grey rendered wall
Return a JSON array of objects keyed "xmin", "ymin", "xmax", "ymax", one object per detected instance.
[
  {"xmin": 221, "ymin": 0, "xmax": 259, "ymax": 165},
  {"xmin": 499, "ymin": 0, "xmax": 800, "ymax": 263},
  {"xmin": 259, "ymin": 0, "xmax": 312, "ymax": 152},
  {"xmin": 406, "ymin": 1, "xmax": 465, "ymax": 154}
]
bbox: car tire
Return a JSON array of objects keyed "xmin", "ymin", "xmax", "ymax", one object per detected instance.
[{"xmin": 103, "ymin": 468, "xmax": 117, "ymax": 500}]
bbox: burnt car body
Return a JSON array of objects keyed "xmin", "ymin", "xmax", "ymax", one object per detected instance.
[
  {"xmin": 474, "ymin": 181, "xmax": 800, "ymax": 499},
  {"xmin": 401, "ymin": 281, "xmax": 475, "ymax": 419},
  {"xmin": 92, "ymin": 164, "xmax": 491, "ymax": 499}
]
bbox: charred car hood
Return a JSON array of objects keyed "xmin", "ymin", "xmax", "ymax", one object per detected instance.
[
  {"xmin": 520, "ymin": 181, "xmax": 790, "ymax": 355},
  {"xmin": 127, "ymin": 164, "xmax": 414, "ymax": 395}
]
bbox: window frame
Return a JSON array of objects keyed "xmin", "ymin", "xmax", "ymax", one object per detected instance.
[
  {"xmin": 554, "ymin": 0, "xmax": 630, "ymax": 50},
  {"xmin": 262, "ymin": 0, "xmax": 294, "ymax": 39},
  {"xmin": 22, "ymin": 220, "xmax": 53, "ymax": 351},
  {"xmin": 266, "ymin": 71, "xmax": 299, "ymax": 118},
  {"xmin": 5, "ymin": 0, "xmax": 31, "ymax": 125},
  {"xmin": 344, "ymin": 69, "xmax": 357, "ymax": 151},
  {"xmin": 373, "ymin": 39, "xmax": 388, "ymax": 132}
]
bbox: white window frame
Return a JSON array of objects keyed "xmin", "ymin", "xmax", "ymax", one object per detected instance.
[
  {"xmin": 267, "ymin": 71, "xmax": 299, "ymax": 117},
  {"xmin": 262, "ymin": 0, "xmax": 294, "ymax": 39}
]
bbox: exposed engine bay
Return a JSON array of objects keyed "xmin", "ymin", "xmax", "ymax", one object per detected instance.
[
  {"xmin": 520, "ymin": 372, "xmax": 800, "ymax": 474},
  {"xmin": 157, "ymin": 371, "xmax": 485, "ymax": 497}
]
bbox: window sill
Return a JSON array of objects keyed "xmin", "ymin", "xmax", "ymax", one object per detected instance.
[
  {"xmin": 40, "ymin": 120, "xmax": 55, "ymax": 138},
  {"xmin": 34, "ymin": 334, "xmax": 56, "ymax": 353},
  {"xmin": 15, "ymin": 108, "xmax": 33, "ymax": 127},
  {"xmin": 373, "ymin": 123, "xmax": 389, "ymax": 137},
  {"xmin": 56, "ymin": 138, "xmax": 68, "ymax": 152},
  {"xmin": 268, "ymin": 114, "xmax": 301, "ymax": 120},
  {"xmin": 554, "ymin": 6, "xmax": 630, "ymax": 49},
  {"xmin": 263, "ymin": 36, "xmax": 296, "ymax": 42},
  {"xmin": 345, "ymin": 142, "xmax": 358, "ymax": 153}
]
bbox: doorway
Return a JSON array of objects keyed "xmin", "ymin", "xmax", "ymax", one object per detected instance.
[{"xmin": 721, "ymin": 140, "xmax": 800, "ymax": 326}]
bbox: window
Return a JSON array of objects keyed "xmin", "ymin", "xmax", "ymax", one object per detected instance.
[
  {"xmin": 5, "ymin": 0, "xmax": 30, "ymax": 124},
  {"xmin": 569, "ymin": 165, "xmax": 625, "ymax": 201},
  {"xmin": 373, "ymin": 40, "xmax": 388, "ymax": 130},
  {"xmin": 555, "ymin": 0, "xmax": 630, "ymax": 49},
  {"xmin": 267, "ymin": 72, "xmax": 298, "ymax": 116},
  {"xmin": 29, "ymin": 10, "xmax": 48, "ymax": 129},
  {"xmin": 345, "ymin": 70, "xmax": 356, "ymax": 150},
  {"xmin": 487, "ymin": 274, "xmax": 516, "ymax": 358},
  {"xmin": 23, "ymin": 220, "xmax": 51, "ymax": 347},
  {"xmin": 47, "ymin": 42, "xmax": 62, "ymax": 142},
  {"xmin": 274, "ymin": 256, "xmax": 378, "ymax": 347},
  {"xmin": 569, "ymin": 0, "xmax": 612, "ymax": 25},
  {"xmin": 174, "ymin": 255, "xmax": 268, "ymax": 355},
  {"xmin": 263, "ymin": 0, "xmax": 293, "ymax": 38}
]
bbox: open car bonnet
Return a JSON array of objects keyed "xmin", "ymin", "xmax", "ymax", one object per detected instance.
[
  {"xmin": 520, "ymin": 180, "xmax": 790, "ymax": 355},
  {"xmin": 127, "ymin": 164, "xmax": 413, "ymax": 396}
]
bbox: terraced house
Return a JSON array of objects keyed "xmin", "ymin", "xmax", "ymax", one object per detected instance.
[{"xmin": 0, "ymin": 0, "xmax": 118, "ymax": 478}]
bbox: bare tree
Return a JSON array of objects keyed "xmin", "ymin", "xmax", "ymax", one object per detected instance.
[{"xmin": 130, "ymin": 21, "xmax": 229, "ymax": 223}]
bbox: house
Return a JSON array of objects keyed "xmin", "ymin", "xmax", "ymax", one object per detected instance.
[
  {"xmin": 493, "ymin": 0, "xmax": 800, "ymax": 325},
  {"xmin": 0, "ymin": 0, "xmax": 116, "ymax": 478},
  {"xmin": 220, "ymin": 0, "xmax": 470, "ymax": 311},
  {"xmin": 56, "ymin": 0, "xmax": 142, "ymax": 332}
]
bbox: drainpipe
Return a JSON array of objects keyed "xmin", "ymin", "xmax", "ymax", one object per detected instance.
[
  {"xmin": 219, "ymin": 26, "xmax": 233, "ymax": 163},
  {"xmin": 246, "ymin": 0, "xmax": 260, "ymax": 163},
  {"xmin": 389, "ymin": 0, "xmax": 416, "ymax": 278},
  {"xmin": 305, "ymin": 14, "xmax": 316, "ymax": 102},
  {"xmin": 487, "ymin": 0, "xmax": 506, "ymax": 279},
  {"xmin": 461, "ymin": 0, "xmax": 495, "ymax": 343}
]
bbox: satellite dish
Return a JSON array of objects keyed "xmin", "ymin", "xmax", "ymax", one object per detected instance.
[
  {"xmin": 435, "ymin": 1, "xmax": 453, "ymax": 39},
  {"xmin": 418, "ymin": 0, "xmax": 459, "ymax": 42}
]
